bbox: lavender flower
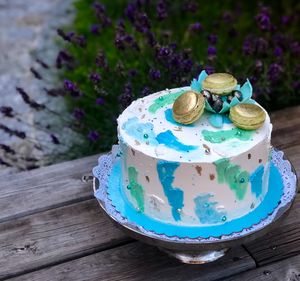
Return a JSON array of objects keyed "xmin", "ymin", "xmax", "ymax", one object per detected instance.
[
  {"xmin": 208, "ymin": 34, "xmax": 218, "ymax": 45},
  {"xmin": 267, "ymin": 63, "xmax": 283, "ymax": 82},
  {"xmin": 182, "ymin": 1, "xmax": 198, "ymax": 13},
  {"xmin": 156, "ymin": 0, "xmax": 168, "ymax": 21},
  {"xmin": 88, "ymin": 130, "xmax": 100, "ymax": 142},
  {"xmin": 73, "ymin": 108, "xmax": 85, "ymax": 119},
  {"xmin": 90, "ymin": 24, "xmax": 101, "ymax": 35},
  {"xmin": 128, "ymin": 69, "xmax": 138, "ymax": 77},
  {"xmin": 149, "ymin": 69, "xmax": 161, "ymax": 80},
  {"xmin": 204, "ymin": 65, "xmax": 214, "ymax": 74},
  {"xmin": 0, "ymin": 106, "xmax": 14, "ymax": 118},
  {"xmin": 255, "ymin": 37, "xmax": 268, "ymax": 55},
  {"xmin": 274, "ymin": 46, "xmax": 283, "ymax": 57},
  {"xmin": 89, "ymin": 72, "xmax": 101, "ymax": 84},
  {"xmin": 255, "ymin": 6, "xmax": 271, "ymax": 31},
  {"xmin": 16, "ymin": 87, "xmax": 45, "ymax": 111},
  {"xmin": 95, "ymin": 50, "xmax": 108, "ymax": 69},
  {"xmin": 188, "ymin": 22, "xmax": 203, "ymax": 33},
  {"xmin": 243, "ymin": 37, "xmax": 254, "ymax": 55},
  {"xmin": 290, "ymin": 42, "xmax": 300, "ymax": 55},
  {"xmin": 119, "ymin": 82, "xmax": 133, "ymax": 108},
  {"xmin": 64, "ymin": 80, "xmax": 82, "ymax": 98},
  {"xmin": 207, "ymin": 46, "xmax": 217, "ymax": 58},
  {"xmin": 141, "ymin": 86, "xmax": 151, "ymax": 96},
  {"xmin": 96, "ymin": 97, "xmax": 105, "ymax": 105}
]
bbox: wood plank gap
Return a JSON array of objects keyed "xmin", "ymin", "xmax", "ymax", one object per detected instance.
[
  {"xmin": 0, "ymin": 194, "xmax": 94, "ymax": 224},
  {"xmin": 0, "ymin": 240, "xmax": 135, "ymax": 281},
  {"xmin": 241, "ymin": 244, "xmax": 259, "ymax": 268}
]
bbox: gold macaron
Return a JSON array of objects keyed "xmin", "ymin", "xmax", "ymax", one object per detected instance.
[
  {"xmin": 229, "ymin": 103, "xmax": 266, "ymax": 130},
  {"xmin": 202, "ymin": 73, "xmax": 237, "ymax": 95},
  {"xmin": 172, "ymin": 91, "xmax": 205, "ymax": 125}
]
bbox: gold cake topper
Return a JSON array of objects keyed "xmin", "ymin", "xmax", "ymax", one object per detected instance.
[{"xmin": 172, "ymin": 91, "xmax": 205, "ymax": 125}]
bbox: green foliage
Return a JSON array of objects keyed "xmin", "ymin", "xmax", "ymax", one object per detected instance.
[{"xmin": 58, "ymin": 0, "xmax": 300, "ymax": 156}]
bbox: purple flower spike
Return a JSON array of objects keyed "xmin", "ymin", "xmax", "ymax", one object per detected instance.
[
  {"xmin": 64, "ymin": 79, "xmax": 76, "ymax": 91},
  {"xmin": 255, "ymin": 6, "xmax": 271, "ymax": 31},
  {"xmin": 208, "ymin": 34, "xmax": 218, "ymax": 45},
  {"xmin": 207, "ymin": 46, "xmax": 217, "ymax": 57},
  {"xmin": 88, "ymin": 130, "xmax": 100, "ymax": 142},
  {"xmin": 73, "ymin": 108, "xmax": 85, "ymax": 120},
  {"xmin": 274, "ymin": 46, "xmax": 283, "ymax": 57},
  {"xmin": 267, "ymin": 63, "xmax": 283, "ymax": 82},
  {"xmin": 96, "ymin": 97, "xmax": 105, "ymax": 105},
  {"xmin": 90, "ymin": 24, "xmax": 101, "ymax": 35},
  {"xmin": 290, "ymin": 42, "xmax": 300, "ymax": 55},
  {"xmin": 89, "ymin": 72, "xmax": 101, "ymax": 84},
  {"xmin": 189, "ymin": 22, "xmax": 203, "ymax": 33},
  {"xmin": 149, "ymin": 69, "xmax": 161, "ymax": 80},
  {"xmin": 205, "ymin": 65, "xmax": 215, "ymax": 74},
  {"xmin": 141, "ymin": 87, "xmax": 151, "ymax": 97}
]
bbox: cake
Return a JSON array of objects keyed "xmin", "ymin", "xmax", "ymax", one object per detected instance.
[{"xmin": 117, "ymin": 71, "xmax": 272, "ymax": 226}]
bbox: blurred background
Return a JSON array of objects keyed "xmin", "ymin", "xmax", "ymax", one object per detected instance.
[{"xmin": 0, "ymin": 0, "xmax": 299, "ymax": 174}]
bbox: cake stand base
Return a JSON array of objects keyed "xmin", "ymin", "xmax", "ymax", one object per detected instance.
[{"xmin": 160, "ymin": 248, "xmax": 229, "ymax": 264}]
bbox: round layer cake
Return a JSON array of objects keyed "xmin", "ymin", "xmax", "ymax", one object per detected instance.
[{"xmin": 117, "ymin": 86, "xmax": 272, "ymax": 226}]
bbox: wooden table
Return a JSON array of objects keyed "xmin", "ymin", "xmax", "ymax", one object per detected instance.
[{"xmin": 0, "ymin": 106, "xmax": 299, "ymax": 281}]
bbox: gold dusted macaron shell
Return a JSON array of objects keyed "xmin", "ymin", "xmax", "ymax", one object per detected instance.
[
  {"xmin": 202, "ymin": 73, "xmax": 237, "ymax": 95},
  {"xmin": 229, "ymin": 103, "xmax": 266, "ymax": 130},
  {"xmin": 172, "ymin": 91, "xmax": 205, "ymax": 124}
]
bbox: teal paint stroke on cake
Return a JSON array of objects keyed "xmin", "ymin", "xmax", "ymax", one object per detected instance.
[
  {"xmin": 250, "ymin": 165, "xmax": 264, "ymax": 198},
  {"xmin": 157, "ymin": 161, "xmax": 184, "ymax": 221},
  {"xmin": 148, "ymin": 90, "xmax": 185, "ymax": 114},
  {"xmin": 194, "ymin": 194, "xmax": 227, "ymax": 224},
  {"xmin": 164, "ymin": 108, "xmax": 194, "ymax": 127},
  {"xmin": 156, "ymin": 130, "xmax": 198, "ymax": 152},
  {"xmin": 122, "ymin": 117, "xmax": 158, "ymax": 145},
  {"xmin": 128, "ymin": 166, "xmax": 145, "ymax": 212},
  {"xmin": 214, "ymin": 159, "xmax": 249, "ymax": 200},
  {"xmin": 202, "ymin": 128, "xmax": 253, "ymax": 143}
]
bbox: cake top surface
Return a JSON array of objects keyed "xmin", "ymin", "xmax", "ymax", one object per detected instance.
[{"xmin": 117, "ymin": 86, "xmax": 271, "ymax": 163}]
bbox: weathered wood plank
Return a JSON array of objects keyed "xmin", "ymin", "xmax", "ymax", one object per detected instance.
[
  {"xmin": 244, "ymin": 194, "xmax": 300, "ymax": 266},
  {"xmin": 223, "ymin": 254, "xmax": 300, "ymax": 281},
  {"xmin": 0, "ymin": 154, "xmax": 99, "ymax": 223},
  {"xmin": 271, "ymin": 106, "xmax": 300, "ymax": 149},
  {"xmin": 0, "ymin": 199, "xmax": 130, "ymax": 280},
  {"xmin": 8, "ymin": 243, "xmax": 255, "ymax": 281}
]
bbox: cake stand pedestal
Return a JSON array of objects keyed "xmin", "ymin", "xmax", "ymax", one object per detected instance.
[{"xmin": 91, "ymin": 148, "xmax": 297, "ymax": 264}]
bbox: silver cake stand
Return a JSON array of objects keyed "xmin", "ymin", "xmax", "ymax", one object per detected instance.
[{"xmin": 90, "ymin": 148, "xmax": 298, "ymax": 264}]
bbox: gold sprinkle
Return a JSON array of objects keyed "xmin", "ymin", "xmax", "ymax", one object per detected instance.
[
  {"xmin": 248, "ymin": 153, "xmax": 251, "ymax": 159},
  {"xmin": 173, "ymin": 126, "xmax": 182, "ymax": 131},
  {"xmin": 135, "ymin": 140, "xmax": 141, "ymax": 145},
  {"xmin": 259, "ymin": 159, "xmax": 262, "ymax": 163},
  {"xmin": 146, "ymin": 141, "xmax": 149, "ymax": 145},
  {"xmin": 131, "ymin": 149, "xmax": 135, "ymax": 156},
  {"xmin": 145, "ymin": 176, "xmax": 150, "ymax": 182},
  {"xmin": 210, "ymin": 174, "xmax": 215, "ymax": 181},
  {"xmin": 195, "ymin": 165, "xmax": 202, "ymax": 176},
  {"xmin": 141, "ymin": 114, "xmax": 145, "ymax": 119},
  {"xmin": 139, "ymin": 108, "xmax": 142, "ymax": 112},
  {"xmin": 203, "ymin": 144, "xmax": 211, "ymax": 153}
]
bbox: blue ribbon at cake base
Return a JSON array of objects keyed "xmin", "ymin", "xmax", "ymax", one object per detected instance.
[{"xmin": 94, "ymin": 160, "xmax": 283, "ymax": 239}]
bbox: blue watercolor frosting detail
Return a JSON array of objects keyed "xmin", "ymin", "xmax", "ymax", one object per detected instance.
[
  {"xmin": 156, "ymin": 130, "xmax": 198, "ymax": 152},
  {"xmin": 164, "ymin": 108, "xmax": 194, "ymax": 127},
  {"xmin": 157, "ymin": 161, "xmax": 184, "ymax": 221},
  {"xmin": 208, "ymin": 113, "xmax": 223, "ymax": 128},
  {"xmin": 194, "ymin": 194, "xmax": 227, "ymax": 224},
  {"xmin": 96, "ymin": 159, "xmax": 284, "ymax": 238},
  {"xmin": 250, "ymin": 165, "xmax": 264, "ymax": 198},
  {"xmin": 122, "ymin": 117, "xmax": 158, "ymax": 145}
]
